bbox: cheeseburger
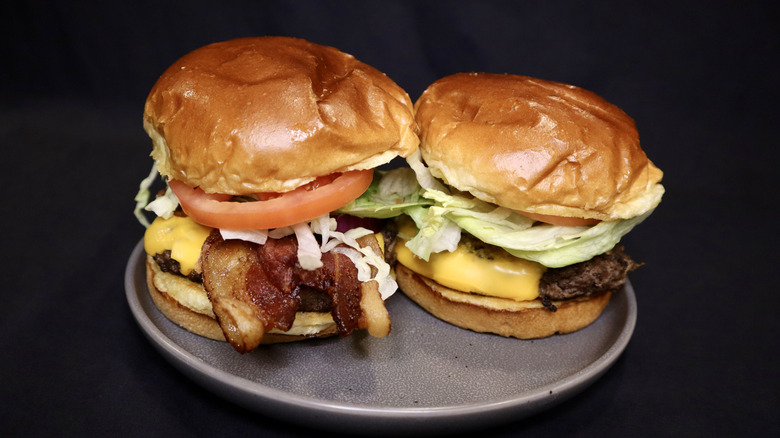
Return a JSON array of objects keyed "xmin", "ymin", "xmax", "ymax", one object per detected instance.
[
  {"xmin": 133, "ymin": 37, "xmax": 418, "ymax": 353},
  {"xmin": 340, "ymin": 72, "xmax": 664, "ymax": 338}
]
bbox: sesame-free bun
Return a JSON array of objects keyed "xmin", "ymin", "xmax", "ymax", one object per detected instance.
[
  {"xmin": 395, "ymin": 264, "xmax": 612, "ymax": 339},
  {"xmin": 144, "ymin": 37, "xmax": 419, "ymax": 194},
  {"xmin": 414, "ymin": 73, "xmax": 664, "ymax": 220}
]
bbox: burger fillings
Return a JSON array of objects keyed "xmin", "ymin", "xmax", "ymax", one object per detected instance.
[
  {"xmin": 337, "ymin": 72, "xmax": 664, "ymax": 338},
  {"xmin": 133, "ymin": 37, "xmax": 419, "ymax": 352}
]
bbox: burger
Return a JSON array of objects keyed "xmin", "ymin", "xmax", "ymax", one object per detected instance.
[
  {"xmin": 339, "ymin": 72, "xmax": 664, "ymax": 338},
  {"xmin": 133, "ymin": 37, "xmax": 419, "ymax": 353}
]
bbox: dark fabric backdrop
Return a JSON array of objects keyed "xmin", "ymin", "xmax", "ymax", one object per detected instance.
[{"xmin": 2, "ymin": 1, "xmax": 778, "ymax": 437}]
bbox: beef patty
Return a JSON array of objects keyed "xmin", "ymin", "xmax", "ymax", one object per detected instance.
[{"xmin": 539, "ymin": 244, "xmax": 640, "ymax": 301}]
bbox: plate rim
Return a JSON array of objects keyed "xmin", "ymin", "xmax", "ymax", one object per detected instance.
[{"xmin": 124, "ymin": 239, "xmax": 636, "ymax": 432}]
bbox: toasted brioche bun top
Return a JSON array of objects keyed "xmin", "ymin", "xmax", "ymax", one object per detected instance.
[
  {"xmin": 143, "ymin": 36, "xmax": 419, "ymax": 194},
  {"xmin": 414, "ymin": 73, "xmax": 664, "ymax": 220}
]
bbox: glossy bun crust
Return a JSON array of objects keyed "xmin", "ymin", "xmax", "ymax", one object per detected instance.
[
  {"xmin": 144, "ymin": 37, "xmax": 419, "ymax": 194},
  {"xmin": 395, "ymin": 264, "xmax": 611, "ymax": 339},
  {"xmin": 414, "ymin": 73, "xmax": 663, "ymax": 220}
]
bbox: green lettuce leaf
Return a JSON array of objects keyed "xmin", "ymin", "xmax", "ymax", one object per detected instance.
[
  {"xmin": 452, "ymin": 204, "xmax": 654, "ymax": 268},
  {"xmin": 336, "ymin": 167, "xmax": 433, "ymax": 218},
  {"xmin": 133, "ymin": 163, "xmax": 180, "ymax": 227},
  {"xmin": 332, "ymin": 158, "xmax": 657, "ymax": 268}
]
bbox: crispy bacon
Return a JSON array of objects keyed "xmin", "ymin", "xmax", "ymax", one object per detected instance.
[{"xmin": 200, "ymin": 230, "xmax": 390, "ymax": 353}]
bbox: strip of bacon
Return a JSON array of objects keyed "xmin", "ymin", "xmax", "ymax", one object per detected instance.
[
  {"xmin": 200, "ymin": 230, "xmax": 390, "ymax": 353},
  {"xmin": 352, "ymin": 236, "xmax": 392, "ymax": 338}
]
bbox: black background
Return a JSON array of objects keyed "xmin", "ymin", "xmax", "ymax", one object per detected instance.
[{"xmin": 2, "ymin": 1, "xmax": 778, "ymax": 437}]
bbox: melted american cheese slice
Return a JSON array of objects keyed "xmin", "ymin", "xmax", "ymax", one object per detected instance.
[
  {"xmin": 394, "ymin": 219, "xmax": 546, "ymax": 301},
  {"xmin": 144, "ymin": 216, "xmax": 212, "ymax": 275}
]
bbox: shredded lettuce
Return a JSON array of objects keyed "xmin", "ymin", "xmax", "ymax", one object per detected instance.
[
  {"xmin": 336, "ymin": 167, "xmax": 433, "ymax": 218},
  {"xmin": 133, "ymin": 163, "xmax": 179, "ymax": 227},
  {"xmin": 431, "ymin": 188, "xmax": 655, "ymax": 267},
  {"xmin": 133, "ymin": 164, "xmax": 159, "ymax": 227},
  {"xmin": 337, "ymin": 155, "xmax": 657, "ymax": 268},
  {"xmin": 293, "ymin": 222, "xmax": 325, "ymax": 270},
  {"xmin": 493, "ymin": 211, "xmax": 653, "ymax": 267},
  {"xmin": 311, "ymin": 215, "xmax": 397, "ymax": 300},
  {"xmin": 405, "ymin": 149, "xmax": 449, "ymax": 192},
  {"xmin": 145, "ymin": 186, "xmax": 179, "ymax": 219},
  {"xmin": 400, "ymin": 187, "xmax": 653, "ymax": 267},
  {"xmin": 134, "ymin": 166, "xmax": 397, "ymax": 299},
  {"xmin": 219, "ymin": 214, "xmax": 397, "ymax": 299},
  {"xmin": 402, "ymin": 205, "xmax": 461, "ymax": 259},
  {"xmin": 220, "ymin": 229, "xmax": 269, "ymax": 245}
]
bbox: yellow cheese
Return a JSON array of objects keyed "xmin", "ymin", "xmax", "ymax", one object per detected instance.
[
  {"xmin": 144, "ymin": 216, "xmax": 212, "ymax": 275},
  {"xmin": 394, "ymin": 220, "xmax": 545, "ymax": 301}
]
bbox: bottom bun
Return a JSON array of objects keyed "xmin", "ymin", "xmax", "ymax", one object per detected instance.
[
  {"xmin": 145, "ymin": 256, "xmax": 339, "ymax": 344},
  {"xmin": 395, "ymin": 264, "xmax": 612, "ymax": 339}
]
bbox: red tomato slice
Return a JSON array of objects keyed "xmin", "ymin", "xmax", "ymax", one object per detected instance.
[
  {"xmin": 519, "ymin": 211, "xmax": 601, "ymax": 227},
  {"xmin": 169, "ymin": 170, "xmax": 373, "ymax": 230}
]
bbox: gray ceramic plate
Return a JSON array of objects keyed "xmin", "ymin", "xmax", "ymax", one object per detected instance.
[{"xmin": 125, "ymin": 240, "xmax": 636, "ymax": 435}]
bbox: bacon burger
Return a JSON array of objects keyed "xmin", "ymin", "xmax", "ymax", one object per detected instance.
[
  {"xmin": 341, "ymin": 72, "xmax": 664, "ymax": 338},
  {"xmin": 133, "ymin": 37, "xmax": 418, "ymax": 353}
]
